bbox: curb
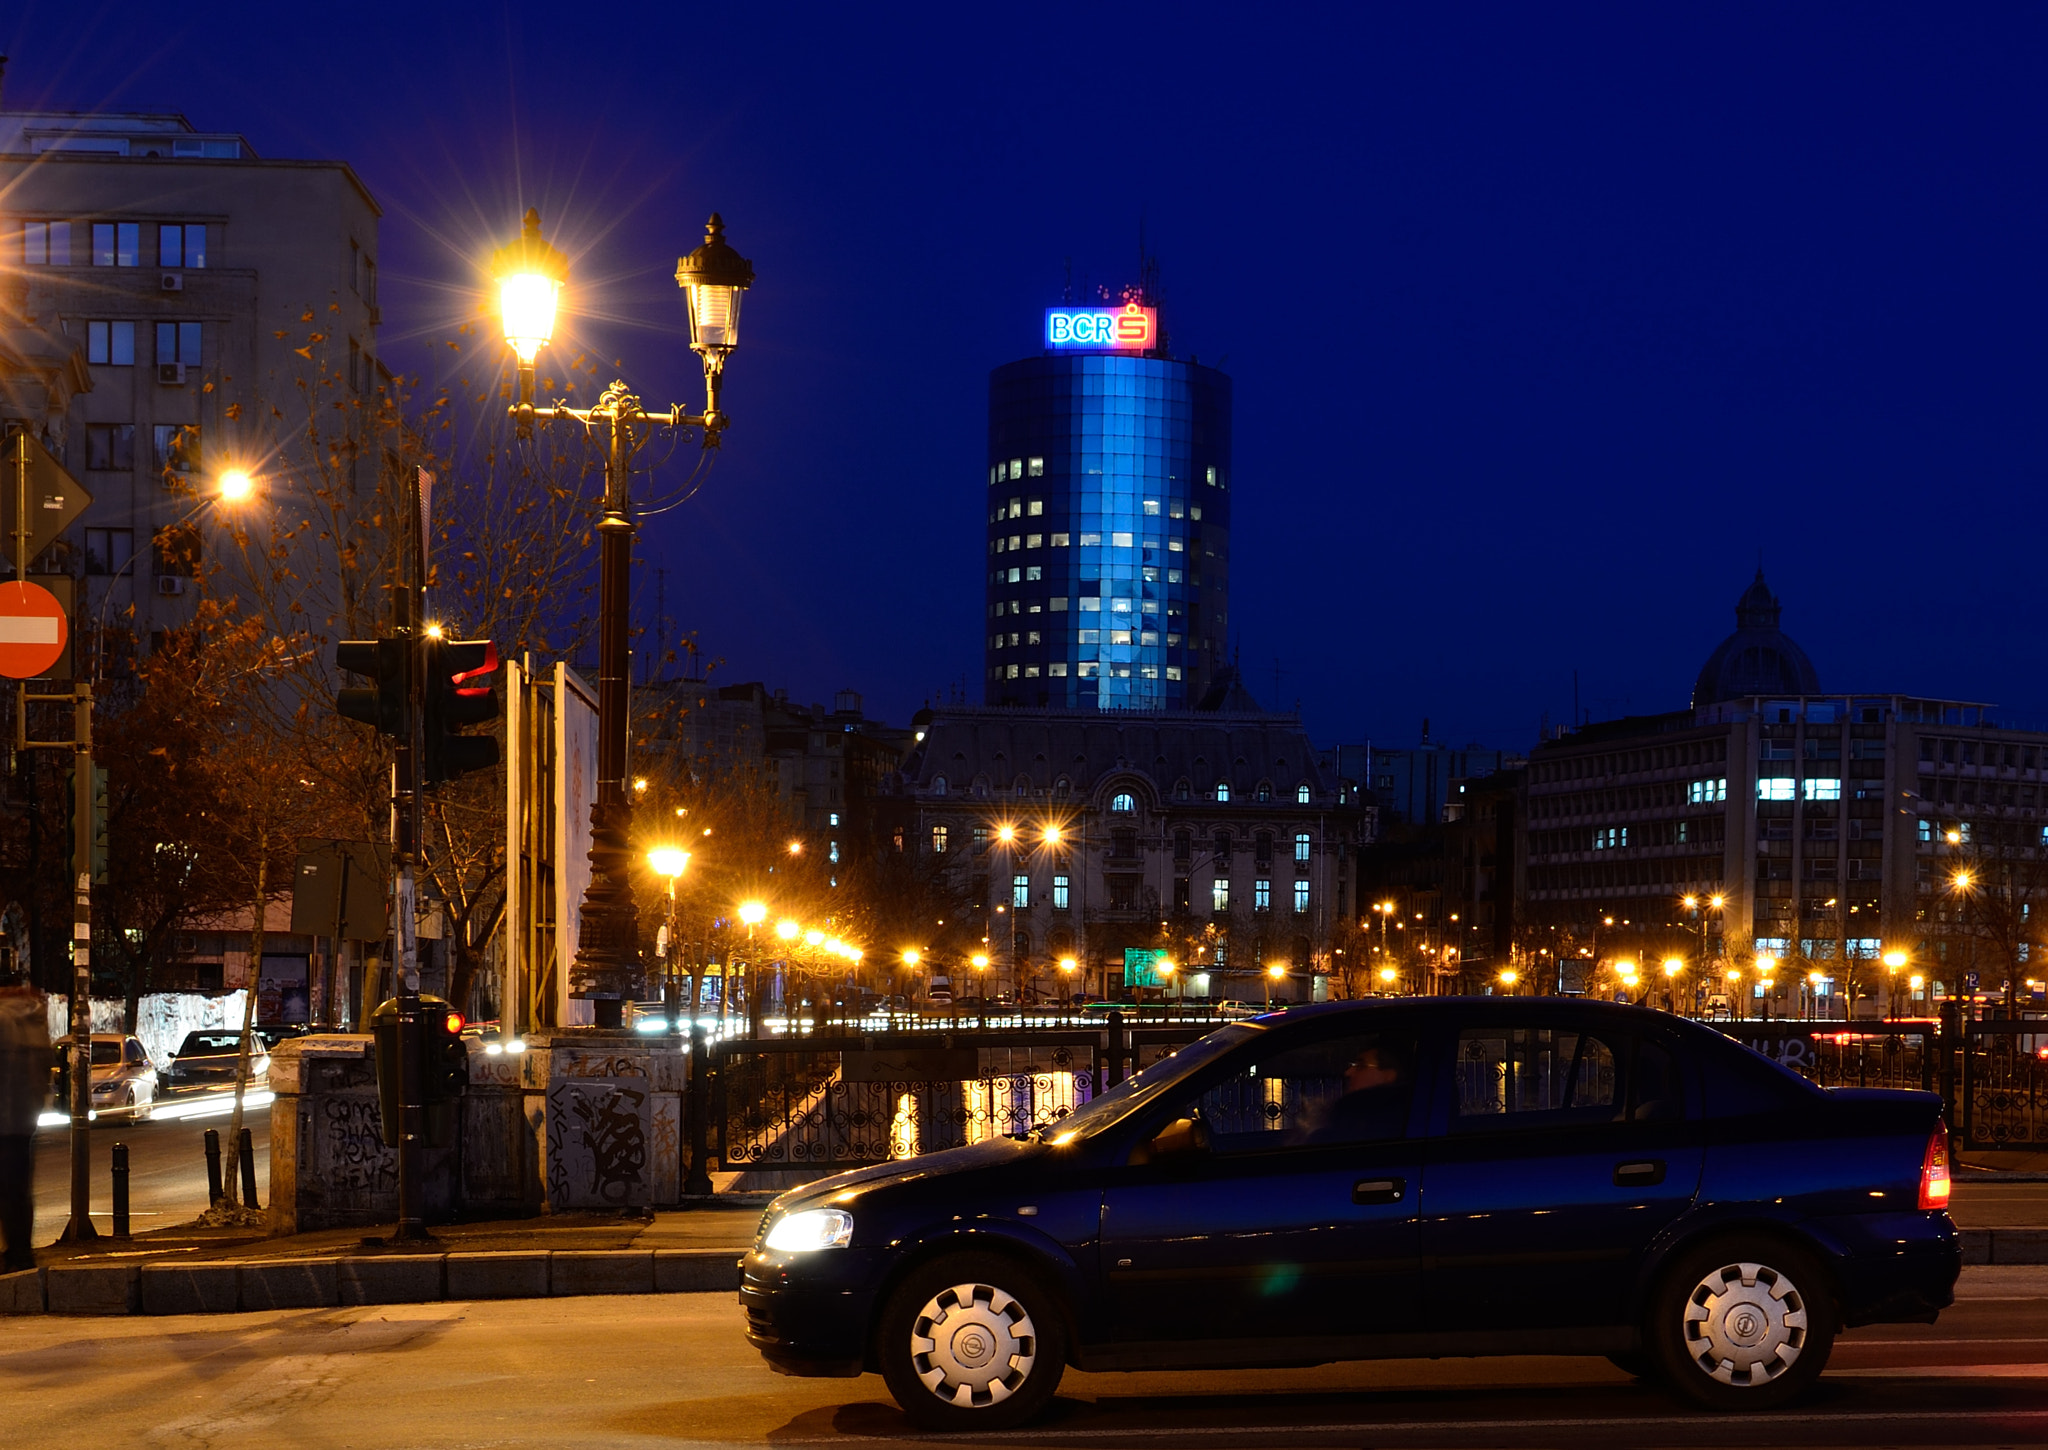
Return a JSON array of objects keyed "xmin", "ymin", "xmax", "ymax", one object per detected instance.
[
  {"xmin": 1959, "ymin": 1228, "xmax": 2048, "ymax": 1265},
  {"xmin": 0, "ymin": 1247, "xmax": 743, "ymax": 1317}
]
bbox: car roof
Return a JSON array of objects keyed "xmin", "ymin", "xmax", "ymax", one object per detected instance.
[{"xmin": 1252, "ymin": 996, "xmax": 1709, "ymax": 1033}]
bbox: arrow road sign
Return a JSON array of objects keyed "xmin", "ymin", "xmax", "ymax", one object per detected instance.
[
  {"xmin": 0, "ymin": 579, "xmax": 68, "ymax": 679},
  {"xmin": 3, "ymin": 432, "xmax": 92, "ymax": 571}
]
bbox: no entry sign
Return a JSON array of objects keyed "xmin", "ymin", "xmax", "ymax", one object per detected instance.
[{"xmin": 0, "ymin": 580, "xmax": 68, "ymax": 679}]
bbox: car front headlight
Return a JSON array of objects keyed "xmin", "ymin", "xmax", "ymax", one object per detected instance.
[{"xmin": 763, "ymin": 1207, "xmax": 854, "ymax": 1253}]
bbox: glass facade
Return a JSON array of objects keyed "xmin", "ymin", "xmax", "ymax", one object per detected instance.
[{"xmin": 985, "ymin": 352, "xmax": 1232, "ymax": 710}]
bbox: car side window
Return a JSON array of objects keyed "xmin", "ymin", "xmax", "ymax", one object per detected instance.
[
  {"xmin": 1628, "ymin": 1037, "xmax": 1684, "ymax": 1122},
  {"xmin": 1176, "ymin": 1030, "xmax": 1417, "ymax": 1153},
  {"xmin": 1451, "ymin": 1025, "xmax": 1621, "ymax": 1131}
]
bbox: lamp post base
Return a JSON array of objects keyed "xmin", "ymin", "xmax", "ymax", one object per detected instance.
[{"xmin": 569, "ymin": 798, "xmax": 644, "ymax": 1021}]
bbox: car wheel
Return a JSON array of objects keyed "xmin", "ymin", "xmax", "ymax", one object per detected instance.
[
  {"xmin": 1648, "ymin": 1238, "xmax": 1835, "ymax": 1411},
  {"xmin": 877, "ymin": 1252, "xmax": 1066, "ymax": 1431}
]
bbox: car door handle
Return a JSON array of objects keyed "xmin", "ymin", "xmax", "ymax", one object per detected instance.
[
  {"xmin": 1353, "ymin": 1177, "xmax": 1406, "ymax": 1205},
  {"xmin": 1614, "ymin": 1159, "xmax": 1666, "ymax": 1187}
]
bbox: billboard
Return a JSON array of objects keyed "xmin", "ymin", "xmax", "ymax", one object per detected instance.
[
  {"xmin": 1122, "ymin": 948, "xmax": 1172, "ymax": 989},
  {"xmin": 1045, "ymin": 303, "xmax": 1156, "ymax": 352}
]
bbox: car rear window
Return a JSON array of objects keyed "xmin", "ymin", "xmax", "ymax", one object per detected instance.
[
  {"xmin": 89, "ymin": 1041, "xmax": 122, "ymax": 1065},
  {"xmin": 179, "ymin": 1033, "xmax": 242, "ymax": 1055},
  {"xmin": 1698, "ymin": 1037, "xmax": 1823, "ymax": 1117}
]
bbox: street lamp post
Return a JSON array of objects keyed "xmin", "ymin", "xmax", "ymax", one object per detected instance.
[
  {"xmin": 1884, "ymin": 948, "xmax": 1909, "ymax": 1020},
  {"xmin": 648, "ymin": 848, "xmax": 689, "ymax": 1033},
  {"xmin": 493, "ymin": 209, "xmax": 752, "ymax": 1028}
]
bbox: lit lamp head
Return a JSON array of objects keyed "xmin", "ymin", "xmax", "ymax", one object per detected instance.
[
  {"xmin": 492, "ymin": 209, "xmax": 568, "ymax": 367},
  {"xmin": 804, "ymin": 929, "xmax": 825, "ymax": 948},
  {"xmin": 1042, "ymin": 824, "xmax": 1063, "ymax": 845},
  {"xmin": 1884, "ymin": 950, "xmax": 1908, "ymax": 971},
  {"xmin": 996, "ymin": 823, "xmax": 1016, "ymax": 844},
  {"xmin": 217, "ymin": 467, "xmax": 255, "ymax": 503},
  {"xmin": 1378, "ymin": 966, "xmax": 1397, "ymax": 984},
  {"xmin": 1268, "ymin": 964, "xmax": 1285, "ymax": 980},
  {"xmin": 674, "ymin": 212, "xmax": 753, "ymax": 371},
  {"xmin": 1059, "ymin": 956, "xmax": 1078, "ymax": 974},
  {"xmin": 647, "ymin": 847, "xmax": 689, "ymax": 879},
  {"xmin": 1499, "ymin": 969, "xmax": 1519, "ymax": 987},
  {"xmin": 738, "ymin": 901, "xmax": 766, "ymax": 927},
  {"xmin": 971, "ymin": 953, "xmax": 989, "ymax": 971},
  {"xmin": 901, "ymin": 949, "xmax": 921, "ymax": 968},
  {"xmin": 776, "ymin": 919, "xmax": 800, "ymax": 941},
  {"xmin": 1662, "ymin": 957, "xmax": 1684, "ymax": 978}
]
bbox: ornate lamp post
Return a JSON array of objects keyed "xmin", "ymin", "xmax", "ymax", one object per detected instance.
[{"xmin": 492, "ymin": 210, "xmax": 753, "ymax": 1027}]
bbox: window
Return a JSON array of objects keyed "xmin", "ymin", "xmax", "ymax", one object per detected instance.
[
  {"xmin": 931, "ymin": 825, "xmax": 948, "ymax": 853},
  {"xmin": 1297, "ymin": 783, "xmax": 1312, "ymax": 804},
  {"xmin": 1027, "ymin": 500, "xmax": 1043, "ymax": 516},
  {"xmin": 1080, "ymin": 597, "xmax": 1101, "ymax": 613},
  {"xmin": 1027, "ymin": 457, "xmax": 1044, "ymax": 476},
  {"xmin": 85, "ymin": 425, "xmax": 135, "ymax": 471},
  {"xmin": 931, "ymin": 775, "xmax": 947, "ymax": 796},
  {"xmin": 1174, "ymin": 830, "xmax": 1192, "ymax": 861},
  {"xmin": 1255, "ymin": 878, "xmax": 1272, "ymax": 913},
  {"xmin": 158, "ymin": 223, "xmax": 206, "ymax": 268},
  {"xmin": 1688, "ymin": 778, "xmax": 1727, "ymax": 804},
  {"xmin": 1171, "ymin": 1029, "xmax": 1415, "ymax": 1152},
  {"xmin": 92, "ymin": 221, "xmax": 140, "ymax": 266},
  {"xmin": 1594, "ymin": 826, "xmax": 1628, "ymax": 849},
  {"xmin": 1293, "ymin": 879, "xmax": 1310, "ymax": 915},
  {"xmin": 1052, "ymin": 874, "xmax": 1069, "ymax": 910},
  {"xmin": 86, "ymin": 321, "xmax": 136, "ymax": 366},
  {"xmin": 1212, "ymin": 829, "xmax": 1231, "ymax": 859},
  {"xmin": 1110, "ymin": 792, "xmax": 1135, "ymax": 812},
  {"xmin": 1078, "ymin": 531, "xmax": 1101, "ymax": 546},
  {"xmin": 1757, "ymin": 778, "xmax": 1797, "ymax": 801},
  {"xmin": 1111, "ymin": 532, "xmax": 1134, "ymax": 548},
  {"xmin": 1451, "ymin": 1026, "xmax": 1620, "ymax": 1128},
  {"xmin": 1025, "ymin": 533, "xmax": 1042, "ymax": 549},
  {"xmin": 156, "ymin": 321, "xmax": 203, "ymax": 366},
  {"xmin": 1049, "ymin": 598, "xmax": 1067, "ymax": 612},
  {"xmin": 1212, "ymin": 877, "xmax": 1231, "ymax": 913},
  {"xmin": 152, "ymin": 424, "xmax": 196, "ymax": 474},
  {"xmin": 1215, "ymin": 782, "xmax": 1231, "ymax": 802},
  {"xmin": 1008, "ymin": 460, "xmax": 1022, "ymax": 480},
  {"xmin": 153, "ymin": 523, "xmax": 200, "ymax": 578},
  {"xmin": 83, "ymin": 527, "xmax": 133, "ymax": 576},
  {"xmin": 1165, "ymin": 666, "xmax": 1182, "ymax": 681},
  {"xmin": 1294, "ymin": 832, "xmax": 1311, "ymax": 863},
  {"xmin": 1024, "ymin": 567, "xmax": 1042, "ymax": 582},
  {"xmin": 973, "ymin": 826, "xmax": 990, "ymax": 852},
  {"xmin": 22, "ymin": 220, "xmax": 72, "ymax": 265},
  {"xmin": 1803, "ymin": 777, "xmax": 1842, "ymax": 801},
  {"xmin": 1012, "ymin": 874, "xmax": 1031, "ymax": 909},
  {"xmin": 828, "ymin": 813, "xmax": 839, "ymax": 827},
  {"xmin": 1051, "ymin": 533, "xmax": 1070, "ymax": 547}
]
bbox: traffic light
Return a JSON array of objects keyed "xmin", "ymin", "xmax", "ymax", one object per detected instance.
[
  {"xmin": 67, "ymin": 765, "xmax": 109, "ymax": 886},
  {"xmin": 90, "ymin": 766, "xmax": 108, "ymax": 886},
  {"xmin": 422, "ymin": 638, "xmax": 499, "ymax": 786},
  {"xmin": 335, "ymin": 637, "xmax": 408, "ymax": 738},
  {"xmin": 425, "ymin": 1004, "xmax": 469, "ymax": 1103}
]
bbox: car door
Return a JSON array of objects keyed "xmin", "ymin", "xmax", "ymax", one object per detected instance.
[
  {"xmin": 1419, "ymin": 1012, "xmax": 1701, "ymax": 1335},
  {"xmin": 1099, "ymin": 1018, "xmax": 1427, "ymax": 1349}
]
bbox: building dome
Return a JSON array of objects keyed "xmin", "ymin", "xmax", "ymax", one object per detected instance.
[{"xmin": 1690, "ymin": 569, "xmax": 1820, "ymax": 707}]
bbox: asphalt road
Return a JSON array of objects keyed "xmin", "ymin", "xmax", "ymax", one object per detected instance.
[
  {"xmin": 1, "ymin": 1266, "xmax": 2044, "ymax": 1449},
  {"xmin": 28, "ymin": 1092, "xmax": 271, "ymax": 1243}
]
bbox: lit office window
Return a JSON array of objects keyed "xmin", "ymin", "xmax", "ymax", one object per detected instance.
[
  {"xmin": 1255, "ymin": 879, "xmax": 1272, "ymax": 912},
  {"xmin": 1012, "ymin": 874, "xmax": 1030, "ymax": 908},
  {"xmin": 932, "ymin": 826, "xmax": 948, "ymax": 853},
  {"xmin": 1757, "ymin": 779, "xmax": 1796, "ymax": 801},
  {"xmin": 1293, "ymin": 880, "xmax": 1310, "ymax": 915},
  {"xmin": 1295, "ymin": 832, "xmax": 1311, "ymax": 863},
  {"xmin": 1803, "ymin": 778, "xmax": 1842, "ymax": 801},
  {"xmin": 1212, "ymin": 878, "xmax": 1230, "ymax": 912},
  {"xmin": 1052, "ymin": 874, "xmax": 1069, "ymax": 910},
  {"xmin": 1297, "ymin": 784, "xmax": 1311, "ymax": 804}
]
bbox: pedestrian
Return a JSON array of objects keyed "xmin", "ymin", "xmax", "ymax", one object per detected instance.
[{"xmin": 0, "ymin": 970, "xmax": 50, "ymax": 1271}]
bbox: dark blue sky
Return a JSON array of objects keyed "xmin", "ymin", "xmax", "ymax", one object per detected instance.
[{"xmin": 14, "ymin": 4, "xmax": 2048, "ymax": 750}]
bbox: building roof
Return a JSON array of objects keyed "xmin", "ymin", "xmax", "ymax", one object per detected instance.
[
  {"xmin": 898, "ymin": 704, "xmax": 1332, "ymax": 805},
  {"xmin": 1690, "ymin": 569, "xmax": 1821, "ymax": 707}
]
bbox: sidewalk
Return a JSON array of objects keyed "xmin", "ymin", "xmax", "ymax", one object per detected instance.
[{"xmin": 0, "ymin": 1202, "xmax": 765, "ymax": 1318}]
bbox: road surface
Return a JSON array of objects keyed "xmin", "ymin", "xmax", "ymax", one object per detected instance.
[
  {"xmin": 3, "ymin": 1266, "xmax": 2046, "ymax": 1448},
  {"xmin": 29, "ymin": 1092, "xmax": 271, "ymax": 1242}
]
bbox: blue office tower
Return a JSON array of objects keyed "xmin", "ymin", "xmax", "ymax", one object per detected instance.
[{"xmin": 985, "ymin": 308, "xmax": 1232, "ymax": 711}]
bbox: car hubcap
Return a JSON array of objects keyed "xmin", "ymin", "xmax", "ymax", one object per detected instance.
[
  {"xmin": 909, "ymin": 1281, "xmax": 1036, "ymax": 1406},
  {"xmin": 1683, "ymin": 1259, "xmax": 1807, "ymax": 1385}
]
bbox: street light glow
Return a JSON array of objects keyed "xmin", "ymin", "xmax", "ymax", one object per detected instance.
[
  {"xmin": 1042, "ymin": 824, "xmax": 1063, "ymax": 845},
  {"xmin": 776, "ymin": 919, "xmax": 799, "ymax": 941},
  {"xmin": 737, "ymin": 901, "xmax": 766, "ymax": 926},
  {"xmin": 217, "ymin": 468, "xmax": 255, "ymax": 502},
  {"xmin": 492, "ymin": 210, "xmax": 569, "ymax": 364},
  {"xmin": 1662, "ymin": 957, "xmax": 1684, "ymax": 977},
  {"xmin": 1059, "ymin": 956, "xmax": 1078, "ymax": 973},
  {"xmin": 996, "ymin": 823, "xmax": 1016, "ymax": 843},
  {"xmin": 1884, "ymin": 950, "xmax": 1909, "ymax": 970},
  {"xmin": 1499, "ymin": 969, "xmax": 1519, "ymax": 987},
  {"xmin": 971, "ymin": 953, "xmax": 989, "ymax": 970},
  {"xmin": 647, "ymin": 848, "xmax": 689, "ymax": 878}
]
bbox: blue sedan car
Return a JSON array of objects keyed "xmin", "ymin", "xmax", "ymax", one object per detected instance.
[{"xmin": 741, "ymin": 999, "xmax": 1958, "ymax": 1430}]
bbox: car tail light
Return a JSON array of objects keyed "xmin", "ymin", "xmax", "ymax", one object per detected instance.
[
  {"xmin": 1918, "ymin": 1122, "xmax": 1952, "ymax": 1211},
  {"xmin": 444, "ymin": 1011, "xmax": 465, "ymax": 1034}
]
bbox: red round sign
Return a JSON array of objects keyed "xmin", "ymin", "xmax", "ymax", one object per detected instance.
[{"xmin": 0, "ymin": 580, "xmax": 68, "ymax": 679}]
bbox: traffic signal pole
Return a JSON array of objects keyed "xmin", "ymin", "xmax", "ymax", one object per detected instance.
[
  {"xmin": 392, "ymin": 467, "xmax": 428, "ymax": 1242},
  {"xmin": 63, "ymin": 684, "xmax": 94, "ymax": 1242}
]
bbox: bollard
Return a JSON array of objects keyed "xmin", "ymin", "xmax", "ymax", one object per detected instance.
[
  {"xmin": 237, "ymin": 1126, "xmax": 260, "ymax": 1210},
  {"xmin": 203, "ymin": 1127, "xmax": 224, "ymax": 1207},
  {"xmin": 111, "ymin": 1141, "xmax": 130, "ymax": 1238}
]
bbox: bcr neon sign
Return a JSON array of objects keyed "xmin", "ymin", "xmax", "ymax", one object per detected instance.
[{"xmin": 1045, "ymin": 304, "xmax": 1156, "ymax": 351}]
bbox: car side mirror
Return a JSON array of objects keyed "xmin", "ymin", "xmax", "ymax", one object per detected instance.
[{"xmin": 1146, "ymin": 1114, "xmax": 1212, "ymax": 1162}]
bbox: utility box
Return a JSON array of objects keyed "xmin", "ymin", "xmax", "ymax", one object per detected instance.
[{"xmin": 370, "ymin": 994, "xmax": 465, "ymax": 1150}]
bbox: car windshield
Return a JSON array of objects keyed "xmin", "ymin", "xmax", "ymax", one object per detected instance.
[
  {"xmin": 179, "ymin": 1034, "xmax": 242, "ymax": 1055},
  {"xmin": 1035, "ymin": 1024, "xmax": 1261, "ymax": 1143}
]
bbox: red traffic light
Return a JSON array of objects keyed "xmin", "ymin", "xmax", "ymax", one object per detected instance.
[{"xmin": 443, "ymin": 1011, "xmax": 465, "ymax": 1034}]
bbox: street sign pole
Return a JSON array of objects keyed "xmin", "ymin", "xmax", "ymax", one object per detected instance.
[{"xmin": 61, "ymin": 684, "xmax": 95, "ymax": 1241}]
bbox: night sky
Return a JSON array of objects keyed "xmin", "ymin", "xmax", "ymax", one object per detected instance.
[{"xmin": 12, "ymin": 4, "xmax": 2048, "ymax": 753}]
